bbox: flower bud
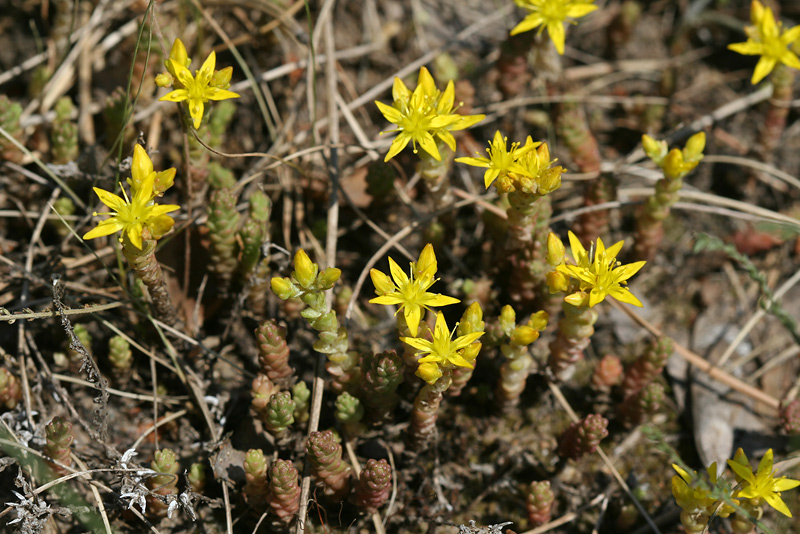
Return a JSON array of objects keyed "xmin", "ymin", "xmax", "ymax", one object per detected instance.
[
  {"xmin": 511, "ymin": 325, "xmax": 540, "ymax": 346},
  {"xmin": 564, "ymin": 291, "xmax": 590, "ymax": 307},
  {"xmin": 641, "ymin": 134, "xmax": 667, "ymax": 165},
  {"xmin": 168, "ymin": 38, "xmax": 189, "ymax": 69},
  {"xmin": 317, "ymin": 267, "xmax": 341, "ymax": 290},
  {"xmin": 154, "ymin": 73, "xmax": 174, "ymax": 88},
  {"xmin": 211, "ymin": 67, "xmax": 233, "ymax": 89},
  {"xmin": 499, "ymin": 305, "xmax": 516, "ymax": 330},
  {"xmin": 528, "ymin": 310, "xmax": 549, "ymax": 331},
  {"xmin": 415, "ymin": 243, "xmax": 437, "ymax": 278},
  {"xmin": 293, "ymin": 249, "xmax": 318, "ymax": 288},
  {"xmin": 683, "ymin": 131, "xmax": 706, "ymax": 163},
  {"xmin": 370, "ymin": 268, "xmax": 395, "ymax": 295},
  {"xmin": 546, "ymin": 232, "xmax": 565, "ymax": 267},
  {"xmin": 546, "ymin": 271, "xmax": 569, "ymax": 293},
  {"xmin": 416, "ymin": 361, "xmax": 443, "ymax": 384},
  {"xmin": 271, "ymin": 277, "xmax": 299, "ymax": 300}
]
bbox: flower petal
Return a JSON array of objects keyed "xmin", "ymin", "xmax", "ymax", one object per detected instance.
[
  {"xmin": 83, "ymin": 218, "xmax": 124, "ymax": 240},
  {"xmin": 159, "ymin": 89, "xmax": 189, "ymax": 103},
  {"xmin": 404, "ymin": 305, "xmax": 422, "ymax": 337},
  {"xmin": 188, "ymin": 98, "xmax": 205, "ymax": 129},
  {"xmin": 132, "ymin": 145, "xmax": 154, "ymax": 188},
  {"xmin": 205, "ymin": 88, "xmax": 240, "ymax": 101},
  {"xmin": 93, "ymin": 187, "xmax": 126, "ymax": 212},
  {"xmin": 384, "ymin": 132, "xmax": 411, "ymax": 162}
]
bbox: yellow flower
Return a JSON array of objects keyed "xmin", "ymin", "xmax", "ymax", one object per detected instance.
[
  {"xmin": 728, "ymin": 1, "xmax": 800, "ymax": 84},
  {"xmin": 727, "ymin": 448, "xmax": 800, "ymax": 517},
  {"xmin": 83, "ymin": 147, "xmax": 179, "ymax": 250},
  {"xmin": 554, "ymin": 231, "xmax": 646, "ymax": 307},
  {"xmin": 455, "ymin": 130, "xmax": 533, "ymax": 188},
  {"xmin": 400, "ymin": 311, "xmax": 484, "ymax": 385},
  {"xmin": 375, "ymin": 67, "xmax": 484, "ymax": 162},
  {"xmin": 510, "ymin": 0, "xmax": 598, "ymax": 55},
  {"xmin": 159, "ymin": 50, "xmax": 240, "ymax": 129},
  {"xmin": 369, "ymin": 244, "xmax": 460, "ymax": 337}
]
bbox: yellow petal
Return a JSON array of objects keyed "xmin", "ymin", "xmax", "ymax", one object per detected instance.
[
  {"xmin": 83, "ymin": 218, "xmax": 124, "ymax": 240},
  {"xmin": 198, "ymin": 51, "xmax": 216, "ymax": 86},
  {"xmin": 188, "ymin": 98, "xmax": 205, "ymax": 129},
  {"xmin": 404, "ymin": 305, "xmax": 422, "ymax": 337},
  {"xmin": 547, "ymin": 21, "xmax": 566, "ymax": 55},
  {"xmin": 510, "ymin": 13, "xmax": 543, "ymax": 36},
  {"xmin": 752, "ymin": 55, "xmax": 777, "ymax": 84},
  {"xmin": 126, "ymin": 222, "xmax": 145, "ymax": 249},
  {"xmin": 172, "ymin": 63, "xmax": 195, "ymax": 89},
  {"xmin": 437, "ymin": 130, "xmax": 456, "ymax": 153},
  {"xmin": 604, "ymin": 240, "xmax": 624, "ymax": 259},
  {"xmin": 567, "ymin": 231, "xmax": 587, "ymax": 264},
  {"xmin": 565, "ymin": 3, "xmax": 598, "ymax": 18},
  {"xmin": 422, "ymin": 294, "xmax": 460, "ymax": 308},
  {"xmin": 132, "ymin": 145, "xmax": 154, "ymax": 186},
  {"xmin": 93, "ymin": 187, "xmax": 125, "ymax": 212},
  {"xmin": 387, "ymin": 256, "xmax": 409, "ymax": 287},
  {"xmin": 370, "ymin": 294, "xmax": 405, "ymax": 306},
  {"xmin": 438, "ymin": 81, "xmax": 455, "ymax": 114},
  {"xmin": 205, "ymin": 88, "xmax": 240, "ymax": 101},
  {"xmin": 169, "ymin": 38, "xmax": 189, "ymax": 67},
  {"xmin": 608, "ymin": 287, "xmax": 643, "ymax": 307},
  {"xmin": 418, "ymin": 132, "xmax": 441, "ymax": 161},
  {"xmin": 764, "ymin": 492, "xmax": 793, "ymax": 517},
  {"xmin": 391, "ymin": 76, "xmax": 411, "ymax": 102},
  {"xmin": 375, "ymin": 100, "xmax": 403, "ymax": 124},
  {"xmin": 449, "ymin": 113, "xmax": 485, "ymax": 131},
  {"xmin": 454, "ymin": 156, "xmax": 490, "ymax": 168},
  {"xmin": 417, "ymin": 66, "xmax": 436, "ymax": 97},
  {"xmin": 416, "ymin": 243, "xmax": 437, "ymax": 277},
  {"xmin": 384, "ymin": 133, "xmax": 411, "ymax": 162},
  {"xmin": 159, "ymin": 89, "xmax": 189, "ymax": 103}
]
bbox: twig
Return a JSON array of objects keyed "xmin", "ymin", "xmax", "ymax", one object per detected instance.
[{"xmin": 610, "ymin": 300, "xmax": 781, "ymax": 409}]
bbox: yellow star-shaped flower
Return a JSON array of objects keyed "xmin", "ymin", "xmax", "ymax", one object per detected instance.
[
  {"xmin": 375, "ymin": 67, "xmax": 484, "ymax": 162},
  {"xmin": 159, "ymin": 50, "xmax": 240, "ymax": 129},
  {"xmin": 400, "ymin": 311, "xmax": 484, "ymax": 385},
  {"xmin": 369, "ymin": 244, "xmax": 460, "ymax": 337},
  {"xmin": 83, "ymin": 146, "xmax": 179, "ymax": 249},
  {"xmin": 728, "ymin": 1, "xmax": 800, "ymax": 84},
  {"xmin": 552, "ymin": 231, "xmax": 646, "ymax": 308},
  {"xmin": 728, "ymin": 448, "xmax": 800, "ymax": 517},
  {"xmin": 510, "ymin": 0, "xmax": 598, "ymax": 55},
  {"xmin": 455, "ymin": 130, "xmax": 534, "ymax": 189}
]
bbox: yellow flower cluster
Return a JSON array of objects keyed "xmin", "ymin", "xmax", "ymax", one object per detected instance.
[
  {"xmin": 546, "ymin": 231, "xmax": 645, "ymax": 308},
  {"xmin": 456, "ymin": 131, "xmax": 564, "ymax": 195},
  {"xmin": 156, "ymin": 38, "xmax": 240, "ymax": 129},
  {"xmin": 83, "ymin": 145, "xmax": 179, "ymax": 250},
  {"xmin": 370, "ymin": 244, "xmax": 483, "ymax": 384},
  {"xmin": 728, "ymin": 1, "xmax": 800, "ymax": 84},
  {"xmin": 375, "ymin": 67, "xmax": 484, "ymax": 162},
  {"xmin": 673, "ymin": 448, "xmax": 800, "ymax": 531},
  {"xmin": 642, "ymin": 131, "xmax": 705, "ymax": 181}
]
